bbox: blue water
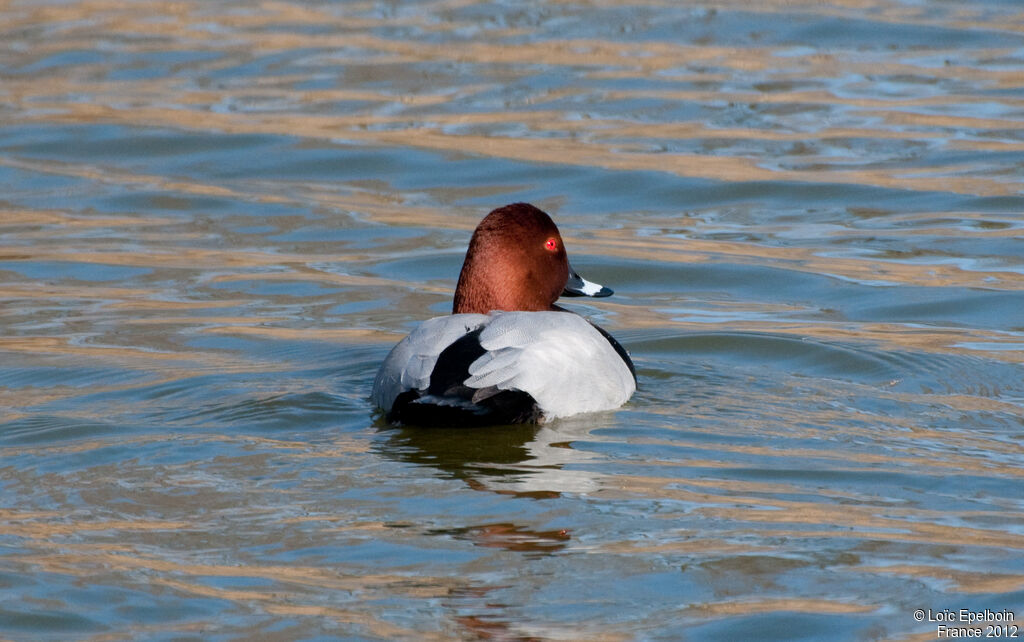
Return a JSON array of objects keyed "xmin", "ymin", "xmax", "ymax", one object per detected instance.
[{"xmin": 2, "ymin": 1, "xmax": 1023, "ymax": 640}]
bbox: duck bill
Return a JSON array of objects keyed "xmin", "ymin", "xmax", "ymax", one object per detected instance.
[{"xmin": 562, "ymin": 265, "xmax": 613, "ymax": 297}]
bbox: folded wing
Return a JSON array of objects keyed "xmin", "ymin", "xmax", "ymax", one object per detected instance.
[{"xmin": 466, "ymin": 311, "xmax": 635, "ymax": 419}]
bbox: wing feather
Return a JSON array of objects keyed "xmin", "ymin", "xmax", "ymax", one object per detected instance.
[
  {"xmin": 465, "ymin": 311, "xmax": 635, "ymax": 419},
  {"xmin": 371, "ymin": 314, "xmax": 488, "ymax": 410}
]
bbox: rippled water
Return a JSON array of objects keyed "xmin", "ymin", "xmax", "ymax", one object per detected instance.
[{"xmin": 2, "ymin": 1, "xmax": 1023, "ymax": 640}]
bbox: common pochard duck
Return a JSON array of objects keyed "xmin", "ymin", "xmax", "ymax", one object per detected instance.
[{"xmin": 372, "ymin": 202, "xmax": 636, "ymax": 426}]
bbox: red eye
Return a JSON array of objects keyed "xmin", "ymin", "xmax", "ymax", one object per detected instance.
[{"xmin": 544, "ymin": 238, "xmax": 558, "ymax": 252}]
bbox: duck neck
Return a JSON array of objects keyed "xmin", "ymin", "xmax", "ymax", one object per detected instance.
[{"xmin": 452, "ymin": 259, "xmax": 557, "ymax": 314}]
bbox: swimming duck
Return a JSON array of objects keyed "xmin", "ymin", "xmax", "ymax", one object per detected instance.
[{"xmin": 372, "ymin": 202, "xmax": 635, "ymax": 426}]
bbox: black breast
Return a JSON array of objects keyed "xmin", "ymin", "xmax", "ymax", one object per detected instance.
[{"xmin": 388, "ymin": 327, "xmax": 542, "ymax": 427}]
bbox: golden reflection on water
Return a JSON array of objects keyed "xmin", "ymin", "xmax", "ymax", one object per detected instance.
[
  {"xmin": 2, "ymin": 0, "xmax": 1023, "ymax": 638},
  {"xmin": 4, "ymin": 1, "xmax": 1024, "ymax": 197},
  {"xmin": 16, "ymin": 542, "xmax": 455, "ymax": 640}
]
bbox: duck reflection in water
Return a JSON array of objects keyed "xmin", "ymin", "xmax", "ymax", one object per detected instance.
[
  {"xmin": 376, "ymin": 414, "xmax": 616, "ymax": 555},
  {"xmin": 379, "ymin": 413, "xmax": 612, "ymax": 494}
]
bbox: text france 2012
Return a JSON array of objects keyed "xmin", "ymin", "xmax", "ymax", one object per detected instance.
[{"xmin": 914, "ymin": 608, "xmax": 1017, "ymax": 639}]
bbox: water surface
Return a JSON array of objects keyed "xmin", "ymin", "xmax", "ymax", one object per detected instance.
[{"xmin": 2, "ymin": 1, "xmax": 1023, "ymax": 640}]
